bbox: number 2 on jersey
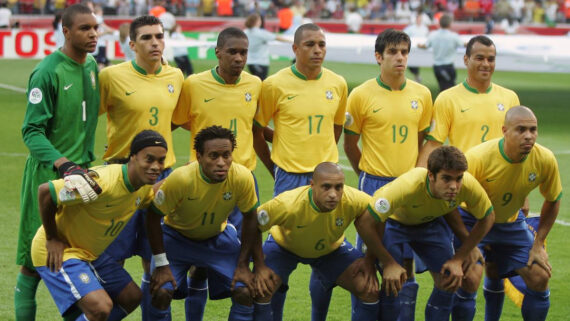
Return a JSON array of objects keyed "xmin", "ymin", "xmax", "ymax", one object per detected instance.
[{"xmin": 481, "ymin": 124, "xmax": 489, "ymax": 142}]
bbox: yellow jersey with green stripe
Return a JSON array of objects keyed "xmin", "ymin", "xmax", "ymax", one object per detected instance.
[
  {"xmin": 151, "ymin": 161, "xmax": 259, "ymax": 240},
  {"xmin": 172, "ymin": 68, "xmax": 261, "ymax": 171},
  {"xmin": 254, "ymin": 65, "xmax": 348, "ymax": 173},
  {"xmin": 344, "ymin": 77, "xmax": 433, "ymax": 176},
  {"xmin": 368, "ymin": 167, "xmax": 492, "ymax": 225},
  {"xmin": 257, "ymin": 185, "xmax": 370, "ymax": 258},
  {"xmin": 427, "ymin": 81, "xmax": 520, "ymax": 152},
  {"xmin": 31, "ymin": 164, "xmax": 154, "ymax": 265},
  {"xmin": 465, "ymin": 138, "xmax": 562, "ymax": 223},
  {"xmin": 99, "ymin": 61, "xmax": 184, "ymax": 168}
]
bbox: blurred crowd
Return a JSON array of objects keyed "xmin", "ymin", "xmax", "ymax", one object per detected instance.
[{"xmin": 1, "ymin": 0, "xmax": 569, "ymax": 27}]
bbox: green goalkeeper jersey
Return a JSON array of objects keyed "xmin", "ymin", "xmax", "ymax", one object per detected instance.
[{"xmin": 22, "ymin": 49, "xmax": 99, "ymax": 166}]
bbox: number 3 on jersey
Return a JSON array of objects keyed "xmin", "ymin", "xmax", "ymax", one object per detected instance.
[{"xmin": 149, "ymin": 106, "xmax": 159, "ymax": 126}]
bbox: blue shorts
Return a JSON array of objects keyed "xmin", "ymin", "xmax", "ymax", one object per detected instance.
[
  {"xmin": 457, "ymin": 208, "xmax": 533, "ymax": 278},
  {"xmin": 273, "ymin": 165, "xmax": 312, "ymax": 197},
  {"xmin": 227, "ymin": 171, "xmax": 260, "ymax": 237},
  {"xmin": 152, "ymin": 224, "xmax": 244, "ymax": 300},
  {"xmin": 263, "ymin": 235, "xmax": 363, "ymax": 291},
  {"xmin": 105, "ymin": 168, "xmax": 173, "ymax": 261},
  {"xmin": 383, "ymin": 217, "xmax": 453, "ymax": 273},
  {"xmin": 36, "ymin": 252, "xmax": 133, "ymax": 316}
]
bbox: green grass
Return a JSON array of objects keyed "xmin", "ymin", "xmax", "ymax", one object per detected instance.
[{"xmin": 0, "ymin": 58, "xmax": 569, "ymax": 320}]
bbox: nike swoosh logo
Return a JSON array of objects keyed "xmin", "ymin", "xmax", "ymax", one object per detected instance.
[
  {"xmin": 287, "ymin": 95, "xmax": 298, "ymax": 100},
  {"xmin": 412, "ymin": 204, "xmax": 423, "ymax": 208},
  {"xmin": 126, "ymin": 91, "xmax": 136, "ymax": 96},
  {"xmin": 373, "ymin": 108, "xmax": 383, "ymax": 113},
  {"xmin": 64, "ymin": 84, "xmax": 73, "ymax": 90},
  {"xmin": 187, "ymin": 197, "xmax": 198, "ymax": 200},
  {"xmin": 204, "ymin": 98, "xmax": 215, "ymax": 103},
  {"xmin": 485, "ymin": 178, "xmax": 496, "ymax": 182},
  {"xmin": 461, "ymin": 108, "xmax": 471, "ymax": 112},
  {"xmin": 105, "ymin": 204, "xmax": 114, "ymax": 207},
  {"xmin": 296, "ymin": 225, "xmax": 307, "ymax": 228}
]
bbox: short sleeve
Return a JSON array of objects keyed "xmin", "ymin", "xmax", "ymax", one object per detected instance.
[
  {"xmin": 151, "ymin": 170, "xmax": 185, "ymax": 216},
  {"xmin": 427, "ymin": 94, "xmax": 452, "ymax": 143},
  {"xmin": 172, "ymin": 77, "xmax": 193, "ymax": 126},
  {"xmin": 539, "ymin": 152, "xmax": 563, "ymax": 203},
  {"xmin": 462, "ymin": 174, "xmax": 493, "ymax": 220},
  {"xmin": 368, "ymin": 183, "xmax": 402, "ymax": 222},
  {"xmin": 98, "ymin": 68, "xmax": 110, "ymax": 115},
  {"xmin": 237, "ymin": 171, "xmax": 259, "ymax": 213},
  {"xmin": 418, "ymin": 88, "xmax": 434, "ymax": 132},
  {"xmin": 344, "ymin": 89, "xmax": 364, "ymax": 135},
  {"xmin": 333, "ymin": 78, "xmax": 348, "ymax": 125},
  {"xmin": 256, "ymin": 197, "xmax": 287, "ymax": 232},
  {"xmin": 254, "ymin": 79, "xmax": 277, "ymax": 127}
]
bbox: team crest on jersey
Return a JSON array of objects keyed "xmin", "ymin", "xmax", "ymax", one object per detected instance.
[
  {"xmin": 223, "ymin": 192, "xmax": 232, "ymax": 200},
  {"xmin": 344, "ymin": 112, "xmax": 354, "ymax": 127},
  {"xmin": 245, "ymin": 92, "xmax": 252, "ymax": 102},
  {"xmin": 411, "ymin": 100, "xmax": 419, "ymax": 110},
  {"xmin": 59, "ymin": 187, "xmax": 76, "ymax": 202},
  {"xmin": 90, "ymin": 71, "xmax": 96, "ymax": 89},
  {"xmin": 528, "ymin": 172, "xmax": 537, "ymax": 182},
  {"xmin": 449, "ymin": 200, "xmax": 457, "ymax": 208},
  {"xmin": 28, "ymin": 88, "xmax": 42, "ymax": 104},
  {"xmin": 325, "ymin": 90, "xmax": 333, "ymax": 100},
  {"xmin": 257, "ymin": 209, "xmax": 269, "ymax": 225},
  {"xmin": 136, "ymin": 197, "xmax": 141, "ymax": 207},
  {"xmin": 167, "ymin": 84, "xmax": 174, "ymax": 93},
  {"xmin": 335, "ymin": 218, "xmax": 344, "ymax": 227},
  {"xmin": 79, "ymin": 273, "xmax": 90, "ymax": 284},
  {"xmin": 375, "ymin": 198, "xmax": 390, "ymax": 214},
  {"xmin": 155, "ymin": 190, "xmax": 165, "ymax": 205},
  {"xmin": 497, "ymin": 103, "xmax": 505, "ymax": 111}
]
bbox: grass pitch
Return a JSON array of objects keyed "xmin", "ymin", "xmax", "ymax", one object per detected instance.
[{"xmin": 0, "ymin": 58, "xmax": 568, "ymax": 320}]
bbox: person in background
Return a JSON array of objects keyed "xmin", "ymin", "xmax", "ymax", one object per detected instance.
[
  {"xmin": 403, "ymin": 13, "xmax": 429, "ymax": 82},
  {"xmin": 171, "ymin": 24, "xmax": 194, "ymax": 76}
]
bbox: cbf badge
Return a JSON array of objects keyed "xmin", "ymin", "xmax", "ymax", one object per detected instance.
[
  {"xmin": 528, "ymin": 172, "xmax": 537, "ymax": 182},
  {"xmin": 449, "ymin": 200, "xmax": 457, "ymax": 208},
  {"xmin": 325, "ymin": 90, "xmax": 333, "ymax": 100},
  {"xmin": 497, "ymin": 103, "xmax": 505, "ymax": 111},
  {"xmin": 168, "ymin": 84, "xmax": 174, "ymax": 93},
  {"xmin": 411, "ymin": 100, "xmax": 418, "ymax": 110},
  {"xmin": 335, "ymin": 218, "xmax": 344, "ymax": 227},
  {"xmin": 245, "ymin": 92, "xmax": 252, "ymax": 102},
  {"xmin": 223, "ymin": 192, "xmax": 232, "ymax": 200}
]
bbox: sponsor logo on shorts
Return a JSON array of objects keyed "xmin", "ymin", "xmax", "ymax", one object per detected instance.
[
  {"xmin": 28, "ymin": 88, "xmax": 42, "ymax": 104},
  {"xmin": 155, "ymin": 190, "xmax": 165, "ymax": 205},
  {"xmin": 375, "ymin": 198, "xmax": 390, "ymax": 214},
  {"xmin": 257, "ymin": 209, "xmax": 269, "ymax": 225}
]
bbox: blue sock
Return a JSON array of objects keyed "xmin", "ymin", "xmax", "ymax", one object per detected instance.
[
  {"xmin": 425, "ymin": 287, "xmax": 453, "ymax": 321},
  {"xmin": 270, "ymin": 290, "xmax": 287, "ymax": 321},
  {"xmin": 107, "ymin": 304, "xmax": 128, "ymax": 321},
  {"xmin": 254, "ymin": 301, "xmax": 273, "ymax": 321},
  {"xmin": 309, "ymin": 272, "xmax": 332, "ymax": 321},
  {"xmin": 229, "ymin": 299, "xmax": 253, "ymax": 321},
  {"xmin": 185, "ymin": 275, "xmax": 208, "ymax": 321},
  {"xmin": 141, "ymin": 272, "xmax": 152, "ymax": 321},
  {"xmin": 521, "ymin": 288, "xmax": 550, "ymax": 321},
  {"xmin": 451, "ymin": 288, "xmax": 476, "ymax": 321},
  {"xmin": 398, "ymin": 280, "xmax": 419, "ymax": 321},
  {"xmin": 379, "ymin": 291, "xmax": 400, "ymax": 321},
  {"xmin": 483, "ymin": 277, "xmax": 504, "ymax": 321},
  {"xmin": 352, "ymin": 299, "xmax": 379, "ymax": 321}
]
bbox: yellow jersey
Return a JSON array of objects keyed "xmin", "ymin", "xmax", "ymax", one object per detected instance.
[
  {"xmin": 257, "ymin": 185, "xmax": 370, "ymax": 258},
  {"xmin": 99, "ymin": 60, "xmax": 184, "ymax": 168},
  {"xmin": 151, "ymin": 161, "xmax": 259, "ymax": 240},
  {"xmin": 427, "ymin": 81, "xmax": 520, "ymax": 152},
  {"xmin": 254, "ymin": 65, "xmax": 348, "ymax": 173},
  {"xmin": 172, "ymin": 68, "xmax": 261, "ymax": 171},
  {"xmin": 465, "ymin": 138, "xmax": 562, "ymax": 223},
  {"xmin": 368, "ymin": 167, "xmax": 493, "ymax": 225},
  {"xmin": 31, "ymin": 164, "xmax": 154, "ymax": 265},
  {"xmin": 344, "ymin": 77, "xmax": 433, "ymax": 176}
]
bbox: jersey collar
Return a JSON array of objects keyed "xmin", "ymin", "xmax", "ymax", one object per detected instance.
[
  {"xmin": 291, "ymin": 65, "xmax": 323, "ymax": 80},
  {"xmin": 308, "ymin": 188, "xmax": 322, "ymax": 212},
  {"xmin": 498, "ymin": 137, "xmax": 528, "ymax": 163},
  {"xmin": 131, "ymin": 60, "xmax": 162, "ymax": 75},
  {"xmin": 462, "ymin": 80, "xmax": 492, "ymax": 94},
  {"xmin": 122, "ymin": 164, "xmax": 135, "ymax": 192},
  {"xmin": 198, "ymin": 164, "xmax": 213, "ymax": 183},
  {"xmin": 376, "ymin": 76, "xmax": 406, "ymax": 91},
  {"xmin": 211, "ymin": 67, "xmax": 241, "ymax": 85}
]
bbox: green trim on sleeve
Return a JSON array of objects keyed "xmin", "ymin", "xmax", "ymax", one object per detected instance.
[
  {"xmin": 425, "ymin": 135, "xmax": 442, "ymax": 143},
  {"xmin": 367, "ymin": 204, "xmax": 382, "ymax": 222},
  {"xmin": 554, "ymin": 192, "xmax": 563, "ymax": 202},
  {"xmin": 48, "ymin": 181, "xmax": 58, "ymax": 205},
  {"xmin": 246, "ymin": 200, "xmax": 260, "ymax": 214},
  {"xmin": 419, "ymin": 126, "xmax": 430, "ymax": 133},
  {"xmin": 343, "ymin": 128, "xmax": 359, "ymax": 135},
  {"xmin": 149, "ymin": 203, "xmax": 166, "ymax": 216},
  {"xmin": 253, "ymin": 119, "xmax": 264, "ymax": 128},
  {"xmin": 482, "ymin": 206, "xmax": 494, "ymax": 218}
]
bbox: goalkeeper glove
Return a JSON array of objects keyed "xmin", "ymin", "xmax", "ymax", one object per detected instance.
[{"xmin": 58, "ymin": 162, "xmax": 102, "ymax": 203}]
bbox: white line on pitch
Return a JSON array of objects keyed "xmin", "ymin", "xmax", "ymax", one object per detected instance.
[{"xmin": 0, "ymin": 83, "xmax": 26, "ymax": 94}]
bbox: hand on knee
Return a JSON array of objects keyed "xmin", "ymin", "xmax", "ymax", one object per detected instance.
[
  {"xmin": 461, "ymin": 264, "xmax": 483, "ymax": 293},
  {"xmin": 526, "ymin": 265, "xmax": 550, "ymax": 292},
  {"xmin": 232, "ymin": 286, "xmax": 253, "ymax": 306},
  {"xmin": 151, "ymin": 288, "xmax": 173, "ymax": 310}
]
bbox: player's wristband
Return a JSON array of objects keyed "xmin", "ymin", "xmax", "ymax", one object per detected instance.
[{"xmin": 153, "ymin": 253, "xmax": 169, "ymax": 267}]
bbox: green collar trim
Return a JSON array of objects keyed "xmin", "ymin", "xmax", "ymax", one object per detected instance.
[
  {"xmin": 199, "ymin": 165, "xmax": 212, "ymax": 183},
  {"xmin": 426, "ymin": 175, "xmax": 435, "ymax": 198},
  {"xmin": 122, "ymin": 164, "xmax": 135, "ymax": 192},
  {"xmin": 131, "ymin": 60, "xmax": 162, "ymax": 75},
  {"xmin": 211, "ymin": 67, "xmax": 241, "ymax": 85},
  {"xmin": 376, "ymin": 76, "xmax": 406, "ymax": 91},
  {"xmin": 291, "ymin": 65, "xmax": 322, "ymax": 80},
  {"xmin": 308, "ymin": 188, "xmax": 321, "ymax": 212},
  {"xmin": 498, "ymin": 137, "xmax": 528, "ymax": 163},
  {"xmin": 463, "ymin": 80, "xmax": 492, "ymax": 94}
]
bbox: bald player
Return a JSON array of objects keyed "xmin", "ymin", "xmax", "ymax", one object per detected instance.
[
  {"xmin": 242, "ymin": 162, "xmax": 391, "ymax": 320},
  {"xmin": 368, "ymin": 146, "xmax": 494, "ymax": 321},
  {"xmin": 457, "ymin": 106, "xmax": 562, "ymax": 321},
  {"xmin": 417, "ymin": 35, "xmax": 521, "ymax": 320},
  {"xmin": 344, "ymin": 28, "xmax": 432, "ymax": 321},
  {"xmin": 252, "ymin": 23, "xmax": 347, "ymax": 320}
]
